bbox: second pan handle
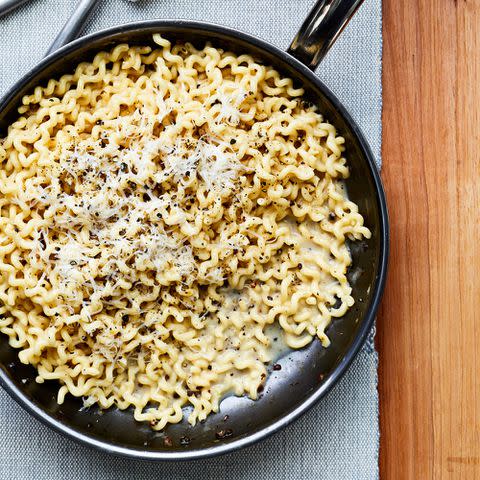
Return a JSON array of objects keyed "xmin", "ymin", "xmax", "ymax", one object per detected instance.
[
  {"xmin": 0, "ymin": 0, "xmax": 30, "ymax": 18},
  {"xmin": 45, "ymin": 0, "xmax": 101, "ymax": 57},
  {"xmin": 287, "ymin": 0, "xmax": 364, "ymax": 70}
]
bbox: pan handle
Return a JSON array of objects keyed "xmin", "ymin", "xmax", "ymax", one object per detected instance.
[
  {"xmin": 287, "ymin": 0, "xmax": 364, "ymax": 70},
  {"xmin": 0, "ymin": 0, "xmax": 30, "ymax": 18},
  {"xmin": 45, "ymin": 0, "xmax": 101, "ymax": 57}
]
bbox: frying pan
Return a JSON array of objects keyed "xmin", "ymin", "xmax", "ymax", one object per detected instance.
[{"xmin": 0, "ymin": 0, "xmax": 389, "ymax": 460}]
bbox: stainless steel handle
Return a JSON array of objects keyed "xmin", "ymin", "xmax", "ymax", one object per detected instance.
[
  {"xmin": 288, "ymin": 0, "xmax": 364, "ymax": 70},
  {"xmin": 0, "ymin": 0, "xmax": 30, "ymax": 18},
  {"xmin": 45, "ymin": 0, "xmax": 101, "ymax": 56}
]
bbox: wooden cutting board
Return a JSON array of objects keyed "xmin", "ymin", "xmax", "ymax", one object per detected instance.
[{"xmin": 379, "ymin": 0, "xmax": 480, "ymax": 478}]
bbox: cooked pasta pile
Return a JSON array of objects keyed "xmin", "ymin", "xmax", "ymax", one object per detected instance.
[{"xmin": 0, "ymin": 35, "xmax": 370, "ymax": 429}]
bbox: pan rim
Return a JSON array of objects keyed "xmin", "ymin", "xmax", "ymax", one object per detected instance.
[{"xmin": 0, "ymin": 19, "xmax": 389, "ymax": 461}]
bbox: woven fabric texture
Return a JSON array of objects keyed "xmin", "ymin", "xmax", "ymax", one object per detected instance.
[{"xmin": 0, "ymin": 1, "xmax": 382, "ymax": 479}]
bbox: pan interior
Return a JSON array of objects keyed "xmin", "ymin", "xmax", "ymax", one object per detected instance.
[{"xmin": 0, "ymin": 23, "xmax": 384, "ymax": 457}]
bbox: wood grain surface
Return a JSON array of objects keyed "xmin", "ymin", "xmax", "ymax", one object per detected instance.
[{"xmin": 378, "ymin": 0, "xmax": 480, "ymax": 478}]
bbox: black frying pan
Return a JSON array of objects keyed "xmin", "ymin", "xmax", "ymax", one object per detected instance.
[{"xmin": 0, "ymin": 0, "xmax": 389, "ymax": 460}]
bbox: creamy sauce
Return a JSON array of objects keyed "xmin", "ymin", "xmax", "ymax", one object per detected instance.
[
  {"xmin": 280, "ymin": 216, "xmax": 332, "ymax": 268},
  {"xmin": 265, "ymin": 323, "xmax": 291, "ymax": 362}
]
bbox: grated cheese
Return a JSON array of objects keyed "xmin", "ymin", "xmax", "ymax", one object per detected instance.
[
  {"xmin": 215, "ymin": 87, "xmax": 247, "ymax": 125},
  {"xmin": 18, "ymin": 103, "xmax": 248, "ymax": 323}
]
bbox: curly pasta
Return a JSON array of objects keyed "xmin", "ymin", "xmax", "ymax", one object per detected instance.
[{"xmin": 0, "ymin": 35, "xmax": 370, "ymax": 429}]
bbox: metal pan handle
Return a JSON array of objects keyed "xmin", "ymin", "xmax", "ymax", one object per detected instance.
[
  {"xmin": 45, "ymin": 0, "xmax": 100, "ymax": 57},
  {"xmin": 288, "ymin": 0, "xmax": 364, "ymax": 70},
  {"xmin": 0, "ymin": 0, "xmax": 30, "ymax": 18}
]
